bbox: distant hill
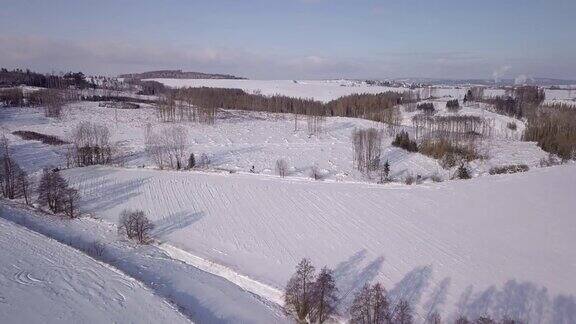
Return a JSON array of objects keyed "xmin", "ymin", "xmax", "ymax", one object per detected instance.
[{"xmin": 118, "ymin": 70, "xmax": 246, "ymax": 80}]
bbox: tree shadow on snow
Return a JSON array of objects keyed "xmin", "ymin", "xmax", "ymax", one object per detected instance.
[
  {"xmin": 152, "ymin": 210, "xmax": 204, "ymax": 239},
  {"xmin": 454, "ymin": 280, "xmax": 576, "ymax": 324},
  {"xmin": 333, "ymin": 249, "xmax": 385, "ymax": 310}
]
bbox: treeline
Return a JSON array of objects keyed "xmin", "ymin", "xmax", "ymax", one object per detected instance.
[
  {"xmin": 0, "ymin": 68, "xmax": 95, "ymax": 89},
  {"xmin": 284, "ymin": 258, "xmax": 521, "ymax": 324},
  {"xmin": 170, "ymin": 87, "xmax": 415, "ymax": 122}
]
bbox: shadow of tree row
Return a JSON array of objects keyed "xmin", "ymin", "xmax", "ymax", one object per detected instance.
[{"xmin": 331, "ymin": 249, "xmax": 575, "ymax": 323}]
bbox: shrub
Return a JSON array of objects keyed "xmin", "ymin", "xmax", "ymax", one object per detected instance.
[
  {"xmin": 118, "ymin": 209, "xmax": 154, "ymax": 244},
  {"xmin": 446, "ymin": 99, "xmax": 460, "ymax": 111},
  {"xmin": 392, "ymin": 131, "xmax": 418, "ymax": 152},
  {"xmin": 489, "ymin": 164, "xmax": 529, "ymax": 175},
  {"xmin": 187, "ymin": 153, "xmax": 196, "ymax": 169},
  {"xmin": 454, "ymin": 163, "xmax": 472, "ymax": 179},
  {"xmin": 310, "ymin": 165, "xmax": 322, "ymax": 180},
  {"xmin": 417, "ymin": 102, "xmax": 435, "ymax": 114},
  {"xmin": 419, "ymin": 139, "xmax": 480, "ymax": 168},
  {"xmin": 506, "ymin": 122, "xmax": 517, "ymax": 131},
  {"xmin": 0, "ymin": 88, "xmax": 24, "ymax": 106}
]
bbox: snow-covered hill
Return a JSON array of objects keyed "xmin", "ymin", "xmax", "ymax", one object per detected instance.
[
  {"xmin": 63, "ymin": 164, "xmax": 576, "ymax": 323},
  {"xmin": 0, "ymin": 217, "xmax": 189, "ymax": 324}
]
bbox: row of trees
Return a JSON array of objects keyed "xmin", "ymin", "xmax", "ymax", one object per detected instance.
[
  {"xmin": 0, "ymin": 87, "xmax": 69, "ymax": 117},
  {"xmin": 411, "ymin": 115, "xmax": 493, "ymax": 140},
  {"xmin": 285, "ymin": 258, "xmax": 516, "ymax": 323},
  {"xmin": 166, "ymin": 87, "xmax": 415, "ymax": 125},
  {"xmin": 0, "ymin": 68, "xmax": 96, "ymax": 89}
]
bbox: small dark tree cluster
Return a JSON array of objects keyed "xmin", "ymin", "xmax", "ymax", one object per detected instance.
[
  {"xmin": 446, "ymin": 99, "xmax": 460, "ymax": 111},
  {"xmin": 392, "ymin": 131, "xmax": 418, "ymax": 152},
  {"xmin": 417, "ymin": 102, "xmax": 435, "ymax": 114},
  {"xmin": 187, "ymin": 153, "xmax": 196, "ymax": 169},
  {"xmin": 0, "ymin": 68, "xmax": 95, "ymax": 89},
  {"xmin": 284, "ymin": 259, "xmax": 338, "ymax": 323},
  {"xmin": 118, "ymin": 209, "xmax": 154, "ymax": 244},
  {"xmin": 37, "ymin": 168, "xmax": 80, "ymax": 218},
  {"xmin": 1, "ymin": 136, "xmax": 30, "ymax": 204}
]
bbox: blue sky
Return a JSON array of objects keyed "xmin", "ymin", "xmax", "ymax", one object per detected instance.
[{"xmin": 0, "ymin": 0, "xmax": 575, "ymax": 79}]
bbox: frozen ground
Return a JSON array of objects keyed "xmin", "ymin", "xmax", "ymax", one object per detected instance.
[
  {"xmin": 0, "ymin": 216, "xmax": 189, "ymax": 324},
  {"xmin": 62, "ymin": 163, "xmax": 576, "ymax": 323}
]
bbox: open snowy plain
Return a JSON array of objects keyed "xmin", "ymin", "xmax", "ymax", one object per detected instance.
[{"xmin": 1, "ymin": 80, "xmax": 575, "ymax": 323}]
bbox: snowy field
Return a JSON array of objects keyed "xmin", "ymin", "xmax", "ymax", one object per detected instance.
[
  {"xmin": 1, "ymin": 81, "xmax": 575, "ymax": 323},
  {"xmin": 61, "ymin": 163, "xmax": 576, "ymax": 323},
  {"xmin": 0, "ymin": 98, "xmax": 549, "ymax": 183},
  {"xmin": 148, "ymin": 79, "xmax": 576, "ymax": 103},
  {"xmin": 0, "ymin": 217, "xmax": 189, "ymax": 324}
]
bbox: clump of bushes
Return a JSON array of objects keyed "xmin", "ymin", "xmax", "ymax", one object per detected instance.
[
  {"xmin": 12, "ymin": 130, "xmax": 68, "ymax": 145},
  {"xmin": 418, "ymin": 139, "xmax": 480, "ymax": 168},
  {"xmin": 118, "ymin": 209, "xmax": 154, "ymax": 244},
  {"xmin": 446, "ymin": 99, "xmax": 460, "ymax": 111},
  {"xmin": 416, "ymin": 102, "xmax": 435, "ymax": 114},
  {"xmin": 489, "ymin": 164, "xmax": 529, "ymax": 175},
  {"xmin": 454, "ymin": 163, "xmax": 472, "ymax": 179},
  {"xmin": 392, "ymin": 131, "xmax": 418, "ymax": 152}
]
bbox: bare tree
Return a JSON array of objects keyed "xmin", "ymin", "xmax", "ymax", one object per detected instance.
[
  {"xmin": 118, "ymin": 209, "xmax": 154, "ymax": 244},
  {"xmin": 16, "ymin": 167, "xmax": 30, "ymax": 205},
  {"xmin": 70, "ymin": 122, "xmax": 113, "ymax": 166},
  {"xmin": 352, "ymin": 128, "xmax": 383, "ymax": 174},
  {"xmin": 392, "ymin": 299, "xmax": 413, "ymax": 324},
  {"xmin": 311, "ymin": 267, "xmax": 338, "ymax": 323},
  {"xmin": 0, "ymin": 135, "xmax": 16, "ymax": 199},
  {"xmin": 37, "ymin": 169, "xmax": 70, "ymax": 213},
  {"xmin": 349, "ymin": 283, "xmax": 391, "ymax": 324},
  {"xmin": 426, "ymin": 311, "xmax": 441, "ymax": 324},
  {"xmin": 284, "ymin": 258, "xmax": 316, "ymax": 322},
  {"xmin": 276, "ymin": 159, "xmax": 289, "ymax": 177},
  {"xmin": 62, "ymin": 187, "xmax": 80, "ymax": 218},
  {"xmin": 145, "ymin": 125, "xmax": 188, "ymax": 169}
]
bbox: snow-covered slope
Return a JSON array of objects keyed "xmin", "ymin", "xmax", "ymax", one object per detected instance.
[
  {"xmin": 148, "ymin": 79, "xmax": 576, "ymax": 103},
  {"xmin": 0, "ymin": 217, "xmax": 189, "ymax": 324},
  {"xmin": 64, "ymin": 164, "xmax": 576, "ymax": 323},
  {"xmin": 0, "ymin": 103, "xmax": 549, "ymax": 183}
]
